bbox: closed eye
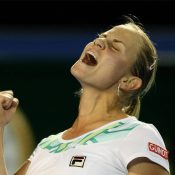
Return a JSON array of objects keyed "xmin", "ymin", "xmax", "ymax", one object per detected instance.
[
  {"xmin": 112, "ymin": 40, "xmax": 125, "ymax": 52},
  {"xmin": 97, "ymin": 33, "xmax": 125, "ymax": 52},
  {"xmin": 112, "ymin": 42, "xmax": 122, "ymax": 51}
]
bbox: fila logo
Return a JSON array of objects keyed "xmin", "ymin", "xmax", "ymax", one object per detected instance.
[
  {"xmin": 69, "ymin": 156, "xmax": 86, "ymax": 168},
  {"xmin": 148, "ymin": 142, "xmax": 168, "ymax": 159}
]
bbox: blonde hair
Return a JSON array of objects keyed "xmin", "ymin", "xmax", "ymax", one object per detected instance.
[{"xmin": 121, "ymin": 21, "xmax": 158, "ymax": 118}]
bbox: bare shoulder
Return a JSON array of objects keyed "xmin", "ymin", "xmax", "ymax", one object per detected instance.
[
  {"xmin": 14, "ymin": 160, "xmax": 31, "ymax": 175},
  {"xmin": 128, "ymin": 157, "xmax": 170, "ymax": 175}
]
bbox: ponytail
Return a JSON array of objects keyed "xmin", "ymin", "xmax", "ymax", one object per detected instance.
[{"xmin": 125, "ymin": 97, "xmax": 141, "ymax": 118}]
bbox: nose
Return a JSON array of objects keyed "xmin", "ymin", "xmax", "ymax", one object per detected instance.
[{"xmin": 93, "ymin": 38, "xmax": 105, "ymax": 49}]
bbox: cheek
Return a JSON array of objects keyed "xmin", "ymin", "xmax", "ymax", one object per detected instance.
[
  {"xmin": 107, "ymin": 57, "xmax": 129, "ymax": 75},
  {"xmin": 102, "ymin": 59, "xmax": 129, "ymax": 82},
  {"xmin": 92, "ymin": 63, "xmax": 128, "ymax": 89}
]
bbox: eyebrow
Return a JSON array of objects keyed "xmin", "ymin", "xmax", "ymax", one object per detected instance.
[{"xmin": 98, "ymin": 33, "xmax": 126, "ymax": 47}]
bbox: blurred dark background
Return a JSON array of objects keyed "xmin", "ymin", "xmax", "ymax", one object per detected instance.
[{"xmin": 0, "ymin": 0, "xmax": 174, "ymax": 173}]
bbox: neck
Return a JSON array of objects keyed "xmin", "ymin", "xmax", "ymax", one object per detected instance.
[{"xmin": 73, "ymin": 87, "xmax": 127, "ymax": 130}]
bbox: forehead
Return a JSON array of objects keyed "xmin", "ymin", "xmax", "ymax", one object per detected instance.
[{"xmin": 104, "ymin": 25, "xmax": 140, "ymax": 43}]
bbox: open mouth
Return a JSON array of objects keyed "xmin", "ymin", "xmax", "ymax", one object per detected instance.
[{"xmin": 81, "ymin": 52, "xmax": 97, "ymax": 66}]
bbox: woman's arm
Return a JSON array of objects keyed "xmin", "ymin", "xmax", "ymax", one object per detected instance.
[
  {"xmin": 0, "ymin": 127, "xmax": 8, "ymax": 175},
  {"xmin": 128, "ymin": 157, "xmax": 170, "ymax": 175},
  {"xmin": 0, "ymin": 91, "xmax": 19, "ymax": 175}
]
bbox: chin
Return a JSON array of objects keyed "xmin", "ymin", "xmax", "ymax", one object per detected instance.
[
  {"xmin": 70, "ymin": 64, "xmax": 77, "ymax": 77},
  {"xmin": 70, "ymin": 60, "xmax": 84, "ymax": 79},
  {"xmin": 70, "ymin": 65, "xmax": 81, "ymax": 81}
]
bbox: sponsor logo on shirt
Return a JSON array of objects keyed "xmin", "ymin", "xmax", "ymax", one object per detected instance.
[
  {"xmin": 69, "ymin": 156, "xmax": 86, "ymax": 168},
  {"xmin": 148, "ymin": 142, "xmax": 168, "ymax": 159}
]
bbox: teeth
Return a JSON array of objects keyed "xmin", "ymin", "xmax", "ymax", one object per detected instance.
[{"xmin": 87, "ymin": 51, "xmax": 96, "ymax": 60}]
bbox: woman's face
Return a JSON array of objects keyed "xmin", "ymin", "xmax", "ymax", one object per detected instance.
[{"xmin": 71, "ymin": 25, "xmax": 141, "ymax": 90}]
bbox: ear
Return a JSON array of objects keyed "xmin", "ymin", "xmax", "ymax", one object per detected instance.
[{"xmin": 119, "ymin": 76, "xmax": 142, "ymax": 91}]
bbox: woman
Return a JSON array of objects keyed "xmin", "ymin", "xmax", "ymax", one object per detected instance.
[{"xmin": 0, "ymin": 18, "xmax": 170, "ymax": 175}]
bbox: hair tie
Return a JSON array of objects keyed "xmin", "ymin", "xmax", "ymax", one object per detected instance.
[{"xmin": 148, "ymin": 59, "xmax": 157, "ymax": 71}]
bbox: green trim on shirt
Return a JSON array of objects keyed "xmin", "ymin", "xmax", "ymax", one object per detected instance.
[{"xmin": 39, "ymin": 120, "xmax": 140, "ymax": 153}]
